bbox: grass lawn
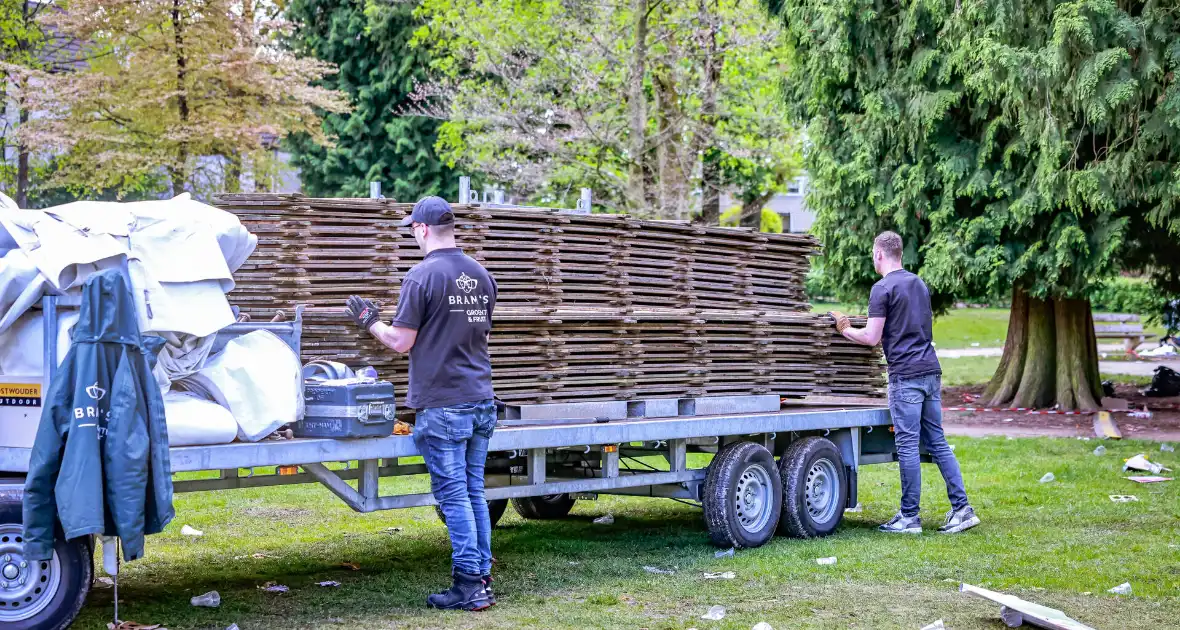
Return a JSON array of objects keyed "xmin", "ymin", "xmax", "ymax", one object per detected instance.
[
  {"xmin": 939, "ymin": 356, "xmax": 1156, "ymax": 387},
  {"xmin": 76, "ymin": 438, "xmax": 1180, "ymax": 630}
]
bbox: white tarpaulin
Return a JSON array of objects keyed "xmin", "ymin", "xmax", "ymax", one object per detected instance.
[
  {"xmin": 176, "ymin": 330, "xmax": 304, "ymax": 442},
  {"xmin": 162, "ymin": 391, "xmax": 239, "ymax": 447},
  {"xmin": 0, "ymin": 193, "xmax": 256, "ymax": 337}
]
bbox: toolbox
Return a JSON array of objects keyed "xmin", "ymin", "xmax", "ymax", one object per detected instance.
[{"xmin": 295, "ymin": 379, "xmax": 397, "ymax": 439}]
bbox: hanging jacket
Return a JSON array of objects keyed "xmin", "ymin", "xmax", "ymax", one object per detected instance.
[{"xmin": 23, "ymin": 269, "xmax": 174, "ymax": 562}]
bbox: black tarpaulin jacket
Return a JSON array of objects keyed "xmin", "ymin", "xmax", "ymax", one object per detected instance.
[{"xmin": 23, "ymin": 269, "xmax": 174, "ymax": 562}]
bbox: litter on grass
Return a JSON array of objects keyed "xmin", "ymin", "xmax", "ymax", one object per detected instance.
[
  {"xmin": 1162, "ymin": 443, "xmax": 1175, "ymax": 452},
  {"xmin": 1093, "ymin": 445, "xmax": 1106, "ymax": 456},
  {"xmin": 190, "ymin": 591, "xmax": 220, "ymax": 607},
  {"xmin": 1125, "ymin": 476, "xmax": 1172, "ymax": 483},
  {"xmin": 1109, "ymin": 583, "xmax": 1132, "ymax": 595},
  {"xmin": 919, "ymin": 620, "xmax": 945, "ymax": 630},
  {"xmin": 180, "ymin": 525, "xmax": 203, "ymax": 537},
  {"xmin": 107, "ymin": 623, "xmax": 163, "ymax": 630},
  {"xmin": 701, "ymin": 606, "xmax": 726, "ymax": 621},
  {"xmin": 816, "ymin": 557, "xmax": 837, "ymax": 566},
  {"xmin": 1109, "ymin": 495, "xmax": 1139, "ymax": 503},
  {"xmin": 593, "ymin": 514, "xmax": 615, "ymax": 525},
  {"xmin": 317, "ymin": 581, "xmax": 341, "ymax": 587},
  {"xmin": 961, "ymin": 583, "xmax": 1095, "ymax": 630},
  {"xmin": 752, "ymin": 623, "xmax": 774, "ymax": 630},
  {"xmin": 715, "ymin": 547, "xmax": 736, "ymax": 559},
  {"xmin": 1123, "ymin": 454, "xmax": 1172, "ymax": 474},
  {"xmin": 260, "ymin": 582, "xmax": 289, "ymax": 593},
  {"xmin": 703, "ymin": 571, "xmax": 736, "ymax": 580},
  {"xmin": 226, "ymin": 625, "xmax": 240, "ymax": 630},
  {"xmin": 1040, "ymin": 472, "xmax": 1056, "ymax": 483},
  {"xmin": 643, "ymin": 566, "xmax": 675, "ymax": 575}
]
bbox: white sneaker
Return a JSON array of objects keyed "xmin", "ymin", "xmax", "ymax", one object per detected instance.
[
  {"xmin": 937, "ymin": 506, "xmax": 980, "ymax": 534},
  {"xmin": 878, "ymin": 512, "xmax": 922, "ymax": 534}
]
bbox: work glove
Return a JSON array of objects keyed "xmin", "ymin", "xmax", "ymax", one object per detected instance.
[
  {"xmin": 828, "ymin": 310, "xmax": 851, "ymax": 333},
  {"xmin": 346, "ymin": 295, "xmax": 382, "ymax": 332}
]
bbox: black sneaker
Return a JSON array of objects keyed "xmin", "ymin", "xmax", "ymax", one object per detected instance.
[
  {"xmin": 878, "ymin": 512, "xmax": 922, "ymax": 534},
  {"xmin": 937, "ymin": 506, "xmax": 980, "ymax": 534},
  {"xmin": 482, "ymin": 574, "xmax": 496, "ymax": 606},
  {"xmin": 426, "ymin": 570, "xmax": 491, "ymax": 611}
]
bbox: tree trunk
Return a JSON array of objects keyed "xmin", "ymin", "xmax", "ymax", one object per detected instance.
[
  {"xmin": 983, "ymin": 288, "xmax": 1103, "ymax": 411},
  {"xmin": 739, "ymin": 194, "xmax": 771, "ymax": 230},
  {"xmin": 626, "ymin": 0, "xmax": 649, "ymax": 212},
  {"xmin": 170, "ymin": 0, "xmax": 191, "ymax": 196},
  {"xmin": 653, "ymin": 68, "xmax": 687, "ymax": 220},
  {"xmin": 696, "ymin": 0, "xmax": 721, "ymax": 226},
  {"xmin": 16, "ymin": 93, "xmax": 29, "ymax": 208}
]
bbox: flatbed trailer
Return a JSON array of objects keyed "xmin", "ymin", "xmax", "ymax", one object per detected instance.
[{"xmin": 0, "ymin": 297, "xmax": 896, "ymax": 629}]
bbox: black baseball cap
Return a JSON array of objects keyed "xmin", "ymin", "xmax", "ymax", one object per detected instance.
[{"xmin": 399, "ymin": 196, "xmax": 455, "ymax": 227}]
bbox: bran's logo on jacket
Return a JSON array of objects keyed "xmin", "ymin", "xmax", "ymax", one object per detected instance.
[
  {"xmin": 86, "ymin": 383, "xmax": 106, "ymax": 401},
  {"xmin": 456, "ymin": 272, "xmax": 478, "ymax": 294}
]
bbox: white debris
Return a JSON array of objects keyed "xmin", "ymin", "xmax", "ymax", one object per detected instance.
[
  {"xmin": 191, "ymin": 591, "xmax": 220, "ymax": 607},
  {"xmin": 593, "ymin": 514, "xmax": 615, "ymax": 525},
  {"xmin": 701, "ymin": 606, "xmax": 727, "ymax": 621},
  {"xmin": 226, "ymin": 625, "xmax": 241, "ymax": 630},
  {"xmin": 970, "ymin": 343, "xmax": 981, "ymax": 347},
  {"xmin": 1003, "ymin": 418, "xmax": 1014, "ymax": 423},
  {"xmin": 920, "ymin": 620, "xmax": 946, "ymax": 630},
  {"xmin": 317, "ymin": 581, "xmax": 341, "ymax": 587},
  {"xmin": 1039, "ymin": 472, "xmax": 1056, "ymax": 483},
  {"xmin": 260, "ymin": 582, "xmax": 289, "ymax": 593},
  {"xmin": 816, "ymin": 557, "xmax": 837, "ymax": 566},
  {"xmin": 643, "ymin": 566, "xmax": 675, "ymax": 575},
  {"xmin": 752, "ymin": 623, "xmax": 775, "ymax": 630},
  {"xmin": 1109, "ymin": 495, "xmax": 1138, "ymax": 503},
  {"xmin": 949, "ymin": 444, "xmax": 956, "ymax": 451},
  {"xmin": 703, "ymin": 571, "xmax": 736, "ymax": 580},
  {"xmin": 1124, "ymin": 454, "xmax": 1172, "ymax": 474},
  {"xmin": 715, "ymin": 547, "xmax": 735, "ymax": 559},
  {"xmin": 1162, "ymin": 444, "xmax": 1175, "ymax": 453},
  {"xmin": 181, "ymin": 525, "xmax": 204, "ymax": 537},
  {"xmin": 1093, "ymin": 445, "xmax": 1106, "ymax": 456},
  {"xmin": 1108, "ymin": 582, "xmax": 1132, "ymax": 595}
]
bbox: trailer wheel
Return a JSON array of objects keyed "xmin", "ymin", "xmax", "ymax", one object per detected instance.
[
  {"xmin": 511, "ymin": 494, "xmax": 577, "ymax": 520},
  {"xmin": 434, "ymin": 498, "xmax": 509, "ymax": 528},
  {"xmin": 0, "ymin": 502, "xmax": 91, "ymax": 630},
  {"xmin": 777, "ymin": 437, "xmax": 848, "ymax": 538},
  {"xmin": 702, "ymin": 441, "xmax": 782, "ymax": 549}
]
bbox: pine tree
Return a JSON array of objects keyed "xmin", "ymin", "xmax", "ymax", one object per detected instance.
[
  {"xmin": 284, "ymin": 0, "xmax": 456, "ymax": 201},
  {"xmin": 772, "ymin": 0, "xmax": 1180, "ymax": 410}
]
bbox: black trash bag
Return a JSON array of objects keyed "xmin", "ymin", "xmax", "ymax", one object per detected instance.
[
  {"xmin": 1143, "ymin": 366, "xmax": 1180, "ymax": 397},
  {"xmin": 1101, "ymin": 380, "xmax": 1116, "ymax": 398}
]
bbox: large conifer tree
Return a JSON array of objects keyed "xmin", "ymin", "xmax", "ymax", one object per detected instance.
[
  {"xmin": 772, "ymin": 0, "xmax": 1180, "ymax": 410},
  {"xmin": 285, "ymin": 0, "xmax": 456, "ymax": 200}
]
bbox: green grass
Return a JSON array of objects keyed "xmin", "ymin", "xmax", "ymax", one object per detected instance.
[
  {"xmin": 75, "ymin": 438, "xmax": 1180, "ymax": 629},
  {"xmin": 939, "ymin": 356, "xmax": 1157, "ymax": 387}
]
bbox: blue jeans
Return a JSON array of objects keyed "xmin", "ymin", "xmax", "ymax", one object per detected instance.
[
  {"xmin": 413, "ymin": 399, "xmax": 497, "ymax": 575},
  {"xmin": 888, "ymin": 374, "xmax": 969, "ymax": 518}
]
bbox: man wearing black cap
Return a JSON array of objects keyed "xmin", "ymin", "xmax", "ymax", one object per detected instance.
[{"xmin": 345, "ymin": 196, "xmax": 499, "ymax": 611}]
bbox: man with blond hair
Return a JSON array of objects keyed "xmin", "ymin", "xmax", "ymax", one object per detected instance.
[{"xmin": 830, "ymin": 231, "xmax": 979, "ymax": 534}]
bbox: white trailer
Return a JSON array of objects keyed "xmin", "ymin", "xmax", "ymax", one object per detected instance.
[{"xmin": 0, "ymin": 296, "xmax": 896, "ymax": 629}]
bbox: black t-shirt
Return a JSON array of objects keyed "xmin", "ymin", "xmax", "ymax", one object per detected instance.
[
  {"xmin": 390, "ymin": 248, "xmax": 497, "ymax": 409},
  {"xmin": 868, "ymin": 269, "xmax": 941, "ymax": 379}
]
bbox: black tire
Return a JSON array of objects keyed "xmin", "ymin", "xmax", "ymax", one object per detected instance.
[
  {"xmin": 777, "ymin": 436, "xmax": 848, "ymax": 538},
  {"xmin": 434, "ymin": 498, "xmax": 509, "ymax": 528},
  {"xmin": 510, "ymin": 494, "xmax": 577, "ymax": 520},
  {"xmin": 702, "ymin": 441, "xmax": 782, "ymax": 549},
  {"xmin": 0, "ymin": 501, "xmax": 91, "ymax": 630}
]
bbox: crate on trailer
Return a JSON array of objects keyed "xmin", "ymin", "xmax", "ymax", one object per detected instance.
[{"xmin": 296, "ymin": 379, "xmax": 397, "ymax": 438}]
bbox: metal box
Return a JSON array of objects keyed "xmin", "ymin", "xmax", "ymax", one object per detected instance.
[{"xmin": 295, "ymin": 379, "xmax": 396, "ymax": 439}]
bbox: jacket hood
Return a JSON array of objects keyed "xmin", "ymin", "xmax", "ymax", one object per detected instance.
[{"xmin": 72, "ymin": 269, "xmax": 142, "ymax": 346}]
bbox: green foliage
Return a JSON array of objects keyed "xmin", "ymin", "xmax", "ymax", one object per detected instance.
[
  {"xmin": 772, "ymin": 0, "xmax": 1180, "ymax": 307},
  {"xmin": 1090, "ymin": 277, "xmax": 1168, "ymax": 320},
  {"xmin": 284, "ymin": 0, "xmax": 455, "ymax": 200},
  {"xmin": 720, "ymin": 205, "xmax": 783, "ymax": 233}
]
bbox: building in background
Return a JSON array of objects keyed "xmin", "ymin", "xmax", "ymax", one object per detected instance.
[{"xmin": 720, "ymin": 174, "xmax": 814, "ymax": 233}]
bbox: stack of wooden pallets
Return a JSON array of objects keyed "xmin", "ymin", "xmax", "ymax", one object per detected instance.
[{"xmin": 214, "ymin": 194, "xmax": 883, "ymax": 404}]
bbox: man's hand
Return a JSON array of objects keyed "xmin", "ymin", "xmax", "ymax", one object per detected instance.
[
  {"xmin": 346, "ymin": 295, "xmax": 382, "ymax": 332},
  {"xmin": 828, "ymin": 310, "xmax": 851, "ymax": 333}
]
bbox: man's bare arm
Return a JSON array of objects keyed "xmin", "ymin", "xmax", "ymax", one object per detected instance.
[
  {"xmin": 369, "ymin": 322, "xmax": 418, "ymax": 354},
  {"xmin": 842, "ymin": 317, "xmax": 885, "ymax": 347}
]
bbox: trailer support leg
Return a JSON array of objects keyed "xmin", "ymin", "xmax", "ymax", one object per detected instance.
[
  {"xmin": 359, "ymin": 459, "xmax": 379, "ymax": 507},
  {"xmin": 602, "ymin": 446, "xmax": 620, "ymax": 479},
  {"xmin": 303, "ymin": 463, "xmax": 367, "ymax": 512},
  {"xmin": 668, "ymin": 439, "xmax": 687, "ymax": 472},
  {"xmin": 527, "ymin": 449, "xmax": 546, "ymax": 485}
]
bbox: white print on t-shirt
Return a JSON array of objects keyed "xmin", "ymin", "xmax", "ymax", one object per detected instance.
[
  {"xmin": 456, "ymin": 272, "xmax": 478, "ymax": 293},
  {"xmin": 449, "ymin": 273, "xmax": 490, "ymax": 322}
]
